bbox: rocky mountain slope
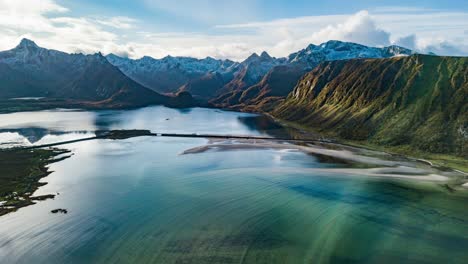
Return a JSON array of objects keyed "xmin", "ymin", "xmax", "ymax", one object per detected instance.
[
  {"xmin": 273, "ymin": 55, "xmax": 467, "ymax": 156},
  {"xmin": 0, "ymin": 39, "xmax": 195, "ymax": 110}
]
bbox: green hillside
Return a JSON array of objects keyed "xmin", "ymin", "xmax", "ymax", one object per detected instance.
[{"xmin": 273, "ymin": 55, "xmax": 468, "ymax": 159}]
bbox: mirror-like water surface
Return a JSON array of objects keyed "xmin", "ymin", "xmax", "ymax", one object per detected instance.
[
  {"xmin": 0, "ymin": 107, "xmax": 286, "ymax": 148},
  {"xmin": 0, "ymin": 107, "xmax": 467, "ymax": 264}
]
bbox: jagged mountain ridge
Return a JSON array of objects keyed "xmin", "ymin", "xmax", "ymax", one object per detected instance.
[
  {"xmin": 212, "ymin": 51, "xmax": 285, "ymax": 97},
  {"xmin": 106, "ymin": 53, "xmax": 240, "ymax": 94},
  {"xmin": 107, "ymin": 40, "xmax": 414, "ymax": 100},
  {"xmin": 0, "ymin": 39, "xmax": 194, "ymax": 109}
]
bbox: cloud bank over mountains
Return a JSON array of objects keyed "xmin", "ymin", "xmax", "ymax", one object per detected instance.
[{"xmin": 0, "ymin": 0, "xmax": 467, "ymax": 61}]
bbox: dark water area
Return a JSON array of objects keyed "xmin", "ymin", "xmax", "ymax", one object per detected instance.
[{"xmin": 0, "ymin": 107, "xmax": 467, "ymax": 263}]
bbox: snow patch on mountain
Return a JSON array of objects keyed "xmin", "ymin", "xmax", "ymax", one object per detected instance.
[
  {"xmin": 287, "ymin": 40, "xmax": 414, "ymax": 67},
  {"xmin": 0, "ymin": 38, "xmax": 108, "ymax": 73},
  {"xmin": 106, "ymin": 53, "xmax": 239, "ymax": 76},
  {"xmin": 106, "ymin": 40, "xmax": 415, "ymax": 86}
]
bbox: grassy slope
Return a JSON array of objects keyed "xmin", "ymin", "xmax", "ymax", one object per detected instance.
[{"xmin": 273, "ymin": 55, "xmax": 467, "ymax": 169}]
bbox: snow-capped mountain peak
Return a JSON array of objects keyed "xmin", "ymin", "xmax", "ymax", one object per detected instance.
[
  {"xmin": 0, "ymin": 39, "xmax": 111, "ymax": 72},
  {"xmin": 106, "ymin": 53, "xmax": 238, "ymax": 75},
  {"xmin": 287, "ymin": 40, "xmax": 414, "ymax": 67}
]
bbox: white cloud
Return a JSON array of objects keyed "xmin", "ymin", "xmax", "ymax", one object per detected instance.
[
  {"xmin": 0, "ymin": 1, "xmax": 466, "ymax": 60},
  {"xmin": 0, "ymin": 0, "xmax": 67, "ymax": 14},
  {"xmin": 215, "ymin": 14, "xmax": 347, "ymax": 30},
  {"xmin": 47, "ymin": 17, "xmax": 118, "ymax": 53},
  {"xmin": 306, "ymin": 11, "xmax": 391, "ymax": 47},
  {"xmin": 96, "ymin": 17, "xmax": 137, "ymax": 29},
  {"xmin": 0, "ymin": 0, "xmax": 66, "ymax": 36},
  {"xmin": 212, "ymin": 9, "xmax": 468, "ymax": 58},
  {"xmin": 394, "ymin": 34, "xmax": 417, "ymax": 50},
  {"xmin": 125, "ymin": 33, "xmax": 255, "ymax": 61},
  {"xmin": 0, "ymin": 0, "xmax": 132, "ymax": 55},
  {"xmin": 417, "ymin": 39, "xmax": 468, "ymax": 56}
]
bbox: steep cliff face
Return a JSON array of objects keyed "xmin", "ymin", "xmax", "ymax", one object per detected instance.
[{"xmin": 274, "ymin": 55, "xmax": 468, "ymax": 156}]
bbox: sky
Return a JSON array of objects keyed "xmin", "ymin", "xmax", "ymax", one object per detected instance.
[{"xmin": 0, "ymin": 0, "xmax": 467, "ymax": 61}]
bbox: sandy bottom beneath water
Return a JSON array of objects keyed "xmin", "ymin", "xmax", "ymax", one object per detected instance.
[{"xmin": 181, "ymin": 139, "xmax": 466, "ymax": 184}]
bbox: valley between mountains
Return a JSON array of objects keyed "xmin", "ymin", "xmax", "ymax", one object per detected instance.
[{"xmin": 0, "ymin": 38, "xmax": 466, "ymax": 170}]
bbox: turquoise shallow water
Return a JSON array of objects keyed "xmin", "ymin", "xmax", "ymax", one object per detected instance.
[{"xmin": 0, "ymin": 107, "xmax": 467, "ymax": 264}]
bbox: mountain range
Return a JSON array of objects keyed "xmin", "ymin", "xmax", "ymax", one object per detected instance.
[
  {"xmin": 0, "ymin": 38, "xmax": 415, "ymax": 111},
  {"xmin": 106, "ymin": 53, "xmax": 239, "ymax": 95},
  {"xmin": 106, "ymin": 40, "xmax": 414, "ymax": 104},
  {"xmin": 0, "ymin": 39, "xmax": 195, "ymax": 110}
]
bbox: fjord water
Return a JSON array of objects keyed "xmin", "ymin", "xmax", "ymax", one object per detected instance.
[{"xmin": 0, "ymin": 107, "xmax": 467, "ymax": 264}]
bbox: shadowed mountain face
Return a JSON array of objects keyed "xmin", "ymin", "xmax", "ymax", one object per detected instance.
[
  {"xmin": 273, "ymin": 55, "xmax": 468, "ymax": 156},
  {"xmin": 178, "ymin": 72, "xmax": 226, "ymax": 100},
  {"xmin": 214, "ymin": 52, "xmax": 286, "ymax": 96},
  {"xmin": 0, "ymin": 39, "xmax": 195, "ymax": 109},
  {"xmin": 211, "ymin": 65, "xmax": 308, "ymax": 112}
]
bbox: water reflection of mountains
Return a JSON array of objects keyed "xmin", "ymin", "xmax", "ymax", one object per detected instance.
[
  {"xmin": 1, "ymin": 112, "xmax": 314, "ymax": 144},
  {"xmin": 0, "ymin": 111, "xmax": 125, "ymax": 143},
  {"xmin": 0, "ymin": 128, "xmax": 90, "ymax": 143},
  {"xmin": 237, "ymin": 115, "xmax": 318, "ymax": 140}
]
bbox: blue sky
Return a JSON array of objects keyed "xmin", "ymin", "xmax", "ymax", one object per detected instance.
[
  {"xmin": 1, "ymin": 0, "xmax": 467, "ymax": 60},
  {"xmin": 58, "ymin": 0, "xmax": 468, "ymax": 32}
]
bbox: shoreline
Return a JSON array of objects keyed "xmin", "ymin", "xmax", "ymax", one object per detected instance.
[
  {"xmin": 0, "ymin": 148, "xmax": 72, "ymax": 216},
  {"xmin": 7, "ymin": 127, "xmax": 467, "ymax": 180},
  {"xmin": 1, "ymin": 104, "xmax": 465, "ymax": 174},
  {"xmin": 1, "ymin": 127, "xmax": 466, "ymax": 217},
  {"xmin": 261, "ymin": 112, "xmax": 468, "ymax": 174}
]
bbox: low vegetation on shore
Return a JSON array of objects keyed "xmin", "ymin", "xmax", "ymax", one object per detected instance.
[{"xmin": 0, "ymin": 148, "xmax": 70, "ymax": 216}]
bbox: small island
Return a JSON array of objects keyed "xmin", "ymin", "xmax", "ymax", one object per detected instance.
[{"xmin": 51, "ymin": 208, "xmax": 68, "ymax": 214}]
